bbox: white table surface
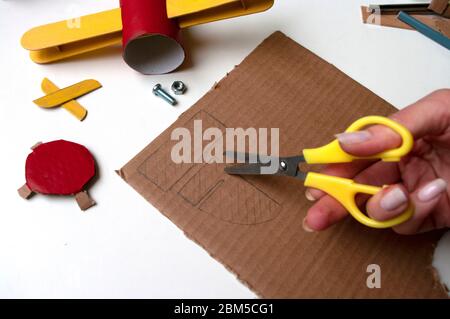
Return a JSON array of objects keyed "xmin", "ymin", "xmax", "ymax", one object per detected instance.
[{"xmin": 0, "ymin": 0, "xmax": 449, "ymax": 298}]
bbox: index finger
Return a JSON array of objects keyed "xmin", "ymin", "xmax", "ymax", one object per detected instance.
[{"xmin": 336, "ymin": 89, "xmax": 450, "ymax": 157}]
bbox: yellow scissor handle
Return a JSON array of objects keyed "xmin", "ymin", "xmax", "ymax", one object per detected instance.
[
  {"xmin": 303, "ymin": 116, "xmax": 414, "ymax": 164},
  {"xmin": 304, "ymin": 172, "xmax": 414, "ymax": 228}
]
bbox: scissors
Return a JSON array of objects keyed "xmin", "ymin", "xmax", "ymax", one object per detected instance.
[{"xmin": 224, "ymin": 116, "xmax": 415, "ymax": 229}]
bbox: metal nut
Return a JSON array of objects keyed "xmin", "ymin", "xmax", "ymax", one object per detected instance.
[{"xmin": 171, "ymin": 81, "xmax": 187, "ymax": 95}]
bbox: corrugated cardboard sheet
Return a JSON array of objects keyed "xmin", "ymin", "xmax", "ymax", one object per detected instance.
[{"xmin": 120, "ymin": 32, "xmax": 447, "ymax": 298}]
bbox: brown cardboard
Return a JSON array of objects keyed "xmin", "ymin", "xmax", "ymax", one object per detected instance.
[
  {"xmin": 75, "ymin": 191, "xmax": 96, "ymax": 211},
  {"xmin": 361, "ymin": 6, "xmax": 450, "ymax": 38},
  {"xmin": 18, "ymin": 184, "xmax": 33, "ymax": 199},
  {"xmin": 429, "ymin": 0, "xmax": 450, "ymax": 18},
  {"xmin": 119, "ymin": 32, "xmax": 447, "ymax": 298}
]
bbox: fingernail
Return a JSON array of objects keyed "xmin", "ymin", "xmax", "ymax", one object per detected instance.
[
  {"xmin": 380, "ymin": 187, "xmax": 408, "ymax": 211},
  {"xmin": 305, "ymin": 190, "xmax": 316, "ymax": 202},
  {"xmin": 302, "ymin": 218, "xmax": 314, "ymax": 232},
  {"xmin": 335, "ymin": 130, "xmax": 371, "ymax": 145},
  {"xmin": 418, "ymin": 179, "xmax": 447, "ymax": 202}
]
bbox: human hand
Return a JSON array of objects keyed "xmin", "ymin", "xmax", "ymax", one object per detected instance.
[{"xmin": 304, "ymin": 89, "xmax": 450, "ymax": 234}]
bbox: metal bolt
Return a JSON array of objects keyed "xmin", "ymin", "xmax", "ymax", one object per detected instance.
[
  {"xmin": 171, "ymin": 81, "xmax": 187, "ymax": 95},
  {"xmin": 153, "ymin": 84, "xmax": 177, "ymax": 106}
]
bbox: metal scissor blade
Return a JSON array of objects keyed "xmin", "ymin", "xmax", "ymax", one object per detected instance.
[
  {"xmin": 223, "ymin": 151, "xmax": 276, "ymax": 164},
  {"xmin": 224, "ymin": 164, "xmax": 267, "ymax": 175},
  {"xmin": 224, "ymin": 152, "xmax": 307, "ymax": 179}
]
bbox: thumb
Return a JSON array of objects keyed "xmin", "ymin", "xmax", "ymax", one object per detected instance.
[
  {"xmin": 336, "ymin": 89, "xmax": 450, "ymax": 157},
  {"xmin": 366, "ymin": 179, "xmax": 448, "ymax": 234}
]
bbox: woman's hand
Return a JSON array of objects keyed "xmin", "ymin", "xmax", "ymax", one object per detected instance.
[{"xmin": 304, "ymin": 89, "xmax": 450, "ymax": 234}]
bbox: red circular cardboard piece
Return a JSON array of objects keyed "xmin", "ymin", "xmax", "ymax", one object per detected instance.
[
  {"xmin": 25, "ymin": 140, "xmax": 95, "ymax": 195},
  {"xmin": 120, "ymin": 0, "xmax": 185, "ymax": 75}
]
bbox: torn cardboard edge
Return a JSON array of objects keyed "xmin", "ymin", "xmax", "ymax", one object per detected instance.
[
  {"xmin": 432, "ymin": 265, "xmax": 450, "ymax": 294},
  {"xmin": 433, "ymin": 232, "xmax": 450, "ymax": 294},
  {"xmin": 119, "ymin": 31, "xmax": 448, "ymax": 298}
]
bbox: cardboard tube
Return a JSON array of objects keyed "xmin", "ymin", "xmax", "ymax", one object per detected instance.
[{"xmin": 120, "ymin": 0, "xmax": 185, "ymax": 75}]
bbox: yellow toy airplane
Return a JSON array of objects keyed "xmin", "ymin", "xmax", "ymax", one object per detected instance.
[{"xmin": 21, "ymin": 0, "xmax": 274, "ymax": 64}]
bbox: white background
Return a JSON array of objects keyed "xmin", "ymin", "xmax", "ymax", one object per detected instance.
[{"xmin": 0, "ymin": 0, "xmax": 449, "ymax": 298}]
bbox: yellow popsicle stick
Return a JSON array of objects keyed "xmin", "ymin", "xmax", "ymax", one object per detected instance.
[
  {"xmin": 33, "ymin": 79, "xmax": 102, "ymax": 108},
  {"xmin": 303, "ymin": 116, "xmax": 414, "ymax": 164},
  {"xmin": 167, "ymin": 0, "xmax": 240, "ymax": 18},
  {"xmin": 41, "ymin": 78, "xmax": 88, "ymax": 121},
  {"xmin": 20, "ymin": 1, "xmax": 274, "ymax": 64},
  {"xmin": 176, "ymin": 0, "xmax": 275, "ymax": 28},
  {"xmin": 21, "ymin": 8, "xmax": 122, "ymax": 64},
  {"xmin": 29, "ymin": 34, "xmax": 122, "ymax": 65},
  {"xmin": 21, "ymin": 8, "xmax": 122, "ymax": 51}
]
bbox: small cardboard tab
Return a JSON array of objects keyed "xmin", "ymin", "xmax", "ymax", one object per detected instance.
[
  {"xmin": 30, "ymin": 142, "xmax": 42, "ymax": 150},
  {"xmin": 119, "ymin": 32, "xmax": 447, "ymax": 298},
  {"xmin": 75, "ymin": 191, "xmax": 96, "ymax": 211},
  {"xmin": 18, "ymin": 184, "xmax": 33, "ymax": 199}
]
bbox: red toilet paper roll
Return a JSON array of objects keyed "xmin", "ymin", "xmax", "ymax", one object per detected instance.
[{"xmin": 120, "ymin": 0, "xmax": 185, "ymax": 74}]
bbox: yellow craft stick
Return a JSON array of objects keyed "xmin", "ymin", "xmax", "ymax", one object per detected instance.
[
  {"xmin": 167, "ymin": 0, "xmax": 240, "ymax": 18},
  {"xmin": 41, "ymin": 78, "xmax": 88, "ymax": 121},
  {"xmin": 30, "ymin": 34, "xmax": 122, "ymax": 65},
  {"xmin": 21, "ymin": 8, "xmax": 122, "ymax": 51},
  {"xmin": 21, "ymin": 1, "xmax": 274, "ymax": 64},
  {"xmin": 33, "ymin": 79, "xmax": 102, "ymax": 108},
  {"xmin": 172, "ymin": 0, "xmax": 275, "ymax": 28},
  {"xmin": 21, "ymin": 8, "xmax": 122, "ymax": 64}
]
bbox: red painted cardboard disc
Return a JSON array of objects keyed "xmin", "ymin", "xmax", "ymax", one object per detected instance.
[{"xmin": 25, "ymin": 140, "xmax": 95, "ymax": 195}]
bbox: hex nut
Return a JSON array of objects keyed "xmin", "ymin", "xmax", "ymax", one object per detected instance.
[{"xmin": 171, "ymin": 81, "xmax": 187, "ymax": 95}]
